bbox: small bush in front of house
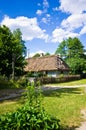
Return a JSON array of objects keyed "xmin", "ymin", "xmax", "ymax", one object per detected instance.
[
  {"xmin": 0, "ymin": 104, "xmax": 60, "ymax": 130},
  {"xmin": 0, "ymin": 83, "xmax": 60, "ymax": 130},
  {"xmin": 0, "ymin": 75, "xmax": 28, "ymax": 89},
  {"xmin": 16, "ymin": 76, "xmax": 28, "ymax": 88}
]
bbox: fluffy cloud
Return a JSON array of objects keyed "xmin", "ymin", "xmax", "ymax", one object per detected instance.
[
  {"xmin": 1, "ymin": 15, "xmax": 49, "ymax": 41},
  {"xmin": 53, "ymin": 7, "xmax": 58, "ymax": 11},
  {"xmin": 36, "ymin": 0, "xmax": 50, "ymax": 25},
  {"xmin": 61, "ymin": 14, "xmax": 86, "ymax": 31},
  {"xmin": 59, "ymin": 0, "xmax": 86, "ymax": 14},
  {"xmin": 41, "ymin": 14, "xmax": 51, "ymax": 24},
  {"xmin": 36, "ymin": 0, "xmax": 49, "ymax": 16},
  {"xmin": 80, "ymin": 26, "xmax": 86, "ymax": 34},
  {"xmin": 43, "ymin": 0, "xmax": 49, "ymax": 9},
  {"xmin": 51, "ymin": 28, "xmax": 79, "ymax": 43},
  {"xmin": 41, "ymin": 17, "xmax": 47, "ymax": 23},
  {"xmin": 51, "ymin": 0, "xmax": 86, "ymax": 43},
  {"xmin": 36, "ymin": 10, "xmax": 43, "ymax": 15}
]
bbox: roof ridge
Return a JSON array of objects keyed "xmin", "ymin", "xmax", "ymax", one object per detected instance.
[
  {"xmin": 25, "ymin": 54, "xmax": 70, "ymax": 72},
  {"xmin": 26, "ymin": 54, "xmax": 60, "ymax": 60}
]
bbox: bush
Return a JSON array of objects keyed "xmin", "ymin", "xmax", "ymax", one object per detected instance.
[
  {"xmin": 0, "ymin": 75, "xmax": 28, "ymax": 89},
  {"xmin": 0, "ymin": 83, "xmax": 60, "ymax": 130},
  {"xmin": 0, "ymin": 104, "xmax": 60, "ymax": 130},
  {"xmin": 17, "ymin": 76, "xmax": 28, "ymax": 88}
]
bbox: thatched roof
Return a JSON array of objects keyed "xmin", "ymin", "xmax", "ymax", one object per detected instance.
[{"xmin": 25, "ymin": 55, "xmax": 70, "ymax": 72}]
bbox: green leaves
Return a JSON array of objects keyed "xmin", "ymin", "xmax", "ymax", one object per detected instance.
[
  {"xmin": 0, "ymin": 25, "xmax": 26, "ymax": 77},
  {"xmin": 55, "ymin": 37, "xmax": 86, "ymax": 74},
  {"xmin": 0, "ymin": 84, "xmax": 60, "ymax": 130}
]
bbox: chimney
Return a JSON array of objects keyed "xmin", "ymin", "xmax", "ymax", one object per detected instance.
[{"xmin": 40, "ymin": 53, "xmax": 44, "ymax": 57}]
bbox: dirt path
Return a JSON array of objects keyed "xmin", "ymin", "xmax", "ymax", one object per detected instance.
[
  {"xmin": 75, "ymin": 110, "xmax": 86, "ymax": 130},
  {"xmin": 42, "ymin": 84, "xmax": 86, "ymax": 91},
  {"xmin": 76, "ymin": 122, "xmax": 86, "ymax": 130},
  {"xmin": 0, "ymin": 89, "xmax": 24, "ymax": 101},
  {"xmin": 0, "ymin": 84, "xmax": 86, "ymax": 101}
]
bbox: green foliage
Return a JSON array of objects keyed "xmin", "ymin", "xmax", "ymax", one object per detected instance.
[
  {"xmin": 66, "ymin": 57, "xmax": 86, "ymax": 74},
  {"xmin": 0, "ymin": 25, "xmax": 26, "ymax": 77},
  {"xmin": 0, "ymin": 75, "xmax": 28, "ymax": 89},
  {"xmin": 33, "ymin": 52, "xmax": 51, "ymax": 58},
  {"xmin": 45, "ymin": 52, "xmax": 50, "ymax": 56},
  {"xmin": 55, "ymin": 40, "xmax": 67, "ymax": 58},
  {"xmin": 55, "ymin": 37, "xmax": 86, "ymax": 74},
  {"xmin": 0, "ymin": 79, "xmax": 18, "ymax": 89},
  {"xmin": 16, "ymin": 76, "xmax": 28, "ymax": 88},
  {"xmin": 33, "ymin": 53, "xmax": 40, "ymax": 57},
  {"xmin": 0, "ymin": 84, "xmax": 60, "ymax": 130},
  {"xmin": 0, "ymin": 75, "xmax": 17, "ymax": 89},
  {"xmin": 27, "ymin": 72, "xmax": 44, "ymax": 77}
]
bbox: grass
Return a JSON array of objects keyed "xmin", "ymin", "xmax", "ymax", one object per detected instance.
[
  {"xmin": 0, "ymin": 79, "xmax": 86, "ymax": 129},
  {"xmin": 43, "ymin": 87, "xmax": 86, "ymax": 129},
  {"xmin": 0, "ymin": 99, "xmax": 22, "ymax": 115},
  {"xmin": 46, "ymin": 78, "xmax": 86, "ymax": 87}
]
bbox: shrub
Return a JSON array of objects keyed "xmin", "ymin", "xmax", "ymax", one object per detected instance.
[
  {"xmin": 0, "ymin": 75, "xmax": 28, "ymax": 89},
  {"xmin": 0, "ymin": 83, "xmax": 60, "ymax": 130},
  {"xmin": 16, "ymin": 76, "xmax": 28, "ymax": 88}
]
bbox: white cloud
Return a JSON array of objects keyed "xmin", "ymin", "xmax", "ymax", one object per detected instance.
[
  {"xmin": 43, "ymin": 0, "xmax": 49, "ymax": 14},
  {"xmin": 61, "ymin": 14, "xmax": 86, "ymax": 31},
  {"xmin": 37, "ymin": 3, "xmax": 41, "ymax": 6},
  {"xmin": 29, "ymin": 50, "xmax": 46, "ymax": 57},
  {"xmin": 51, "ymin": 28, "xmax": 79, "ymax": 43},
  {"xmin": 51, "ymin": 0, "xmax": 86, "ymax": 43},
  {"xmin": 51, "ymin": 28, "xmax": 65, "ymax": 43},
  {"xmin": 46, "ymin": 14, "xmax": 50, "ymax": 18},
  {"xmin": 53, "ymin": 7, "xmax": 58, "ymax": 11},
  {"xmin": 59, "ymin": 0, "xmax": 86, "ymax": 14},
  {"xmin": 43, "ymin": 0, "xmax": 49, "ymax": 8},
  {"xmin": 1, "ymin": 15, "xmax": 49, "ymax": 42},
  {"xmin": 36, "ymin": 0, "xmax": 49, "ymax": 16},
  {"xmin": 41, "ymin": 14, "xmax": 51, "ymax": 24},
  {"xmin": 36, "ymin": 0, "xmax": 50, "ymax": 24},
  {"xmin": 80, "ymin": 26, "xmax": 86, "ymax": 34},
  {"xmin": 51, "ymin": 13, "xmax": 86, "ymax": 43},
  {"xmin": 36, "ymin": 10, "xmax": 43, "ymax": 15},
  {"xmin": 41, "ymin": 17, "xmax": 47, "ymax": 23}
]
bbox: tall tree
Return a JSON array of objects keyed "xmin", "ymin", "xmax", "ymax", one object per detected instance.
[
  {"xmin": 55, "ymin": 40, "xmax": 67, "ymax": 58},
  {"xmin": 12, "ymin": 29, "xmax": 26, "ymax": 77},
  {"xmin": 0, "ymin": 25, "xmax": 26, "ymax": 77},
  {"xmin": 55, "ymin": 37, "xmax": 86, "ymax": 74}
]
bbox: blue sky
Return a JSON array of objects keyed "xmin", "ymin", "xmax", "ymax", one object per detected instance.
[{"xmin": 0, "ymin": 0, "xmax": 86, "ymax": 56}]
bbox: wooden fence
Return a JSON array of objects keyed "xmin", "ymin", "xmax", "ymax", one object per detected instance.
[{"xmin": 36, "ymin": 75, "xmax": 81, "ymax": 84}]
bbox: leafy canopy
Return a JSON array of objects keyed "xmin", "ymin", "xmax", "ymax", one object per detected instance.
[
  {"xmin": 55, "ymin": 37, "xmax": 86, "ymax": 74},
  {"xmin": 0, "ymin": 25, "xmax": 26, "ymax": 77}
]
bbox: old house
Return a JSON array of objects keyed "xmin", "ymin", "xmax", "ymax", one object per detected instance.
[{"xmin": 25, "ymin": 55, "xmax": 70, "ymax": 77}]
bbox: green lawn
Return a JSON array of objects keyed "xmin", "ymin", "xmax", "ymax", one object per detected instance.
[
  {"xmin": 0, "ymin": 99, "xmax": 22, "ymax": 115},
  {"xmin": 0, "ymin": 79, "xmax": 86, "ymax": 129},
  {"xmin": 46, "ymin": 78, "xmax": 86, "ymax": 87},
  {"xmin": 43, "ymin": 87, "xmax": 86, "ymax": 129}
]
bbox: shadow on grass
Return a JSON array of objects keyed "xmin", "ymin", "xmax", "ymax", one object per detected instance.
[
  {"xmin": 42, "ymin": 87, "xmax": 83, "ymax": 130},
  {"xmin": 59, "ymin": 125, "xmax": 78, "ymax": 130},
  {"xmin": 42, "ymin": 87, "xmax": 82, "ymax": 98}
]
